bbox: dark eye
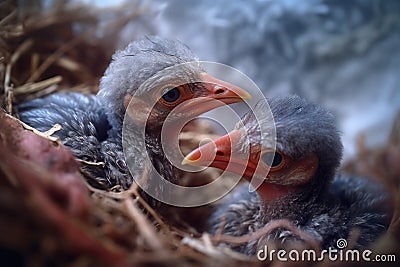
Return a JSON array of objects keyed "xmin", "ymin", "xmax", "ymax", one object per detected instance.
[
  {"xmin": 162, "ymin": 87, "xmax": 181, "ymax": 102},
  {"xmin": 261, "ymin": 151, "xmax": 283, "ymax": 167}
]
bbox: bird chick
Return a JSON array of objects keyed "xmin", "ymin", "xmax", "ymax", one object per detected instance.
[
  {"xmin": 184, "ymin": 95, "xmax": 391, "ymax": 254},
  {"xmin": 18, "ymin": 36, "xmax": 250, "ymax": 203}
]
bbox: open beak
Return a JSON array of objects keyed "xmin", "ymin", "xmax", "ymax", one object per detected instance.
[
  {"xmin": 174, "ymin": 72, "xmax": 251, "ymax": 116},
  {"xmin": 182, "ymin": 129, "xmax": 260, "ymax": 179}
]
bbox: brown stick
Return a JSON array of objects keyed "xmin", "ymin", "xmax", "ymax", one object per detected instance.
[{"xmin": 123, "ymin": 198, "xmax": 164, "ymax": 251}]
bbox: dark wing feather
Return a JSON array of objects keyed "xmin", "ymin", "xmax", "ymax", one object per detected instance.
[
  {"xmin": 18, "ymin": 93, "xmax": 110, "ymax": 141},
  {"xmin": 328, "ymin": 175, "xmax": 392, "ymax": 247},
  {"xmin": 18, "ymin": 93, "xmax": 132, "ymax": 189}
]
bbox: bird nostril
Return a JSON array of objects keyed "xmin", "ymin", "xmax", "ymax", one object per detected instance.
[
  {"xmin": 214, "ymin": 85, "xmax": 226, "ymax": 95},
  {"xmin": 216, "ymin": 150, "xmax": 225, "ymax": 157}
]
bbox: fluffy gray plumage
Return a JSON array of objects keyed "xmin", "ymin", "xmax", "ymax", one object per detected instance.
[
  {"xmin": 209, "ymin": 95, "xmax": 391, "ymax": 254},
  {"xmin": 18, "ymin": 93, "xmax": 129, "ymax": 188},
  {"xmin": 98, "ymin": 36, "xmax": 200, "ymax": 126},
  {"xmin": 18, "ymin": 36, "xmax": 199, "ymax": 193}
]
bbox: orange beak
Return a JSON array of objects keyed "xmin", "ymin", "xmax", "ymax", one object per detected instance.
[
  {"xmin": 183, "ymin": 126, "xmax": 320, "ymax": 201},
  {"xmin": 173, "ymin": 72, "xmax": 251, "ymax": 116},
  {"xmin": 182, "ymin": 129, "xmax": 262, "ymax": 179},
  {"xmin": 199, "ymin": 72, "xmax": 251, "ymax": 101},
  {"xmin": 182, "ymin": 130, "xmax": 305, "ymax": 201}
]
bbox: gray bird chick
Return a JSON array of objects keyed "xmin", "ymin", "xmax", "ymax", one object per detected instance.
[
  {"xmin": 18, "ymin": 36, "xmax": 250, "ymax": 207},
  {"xmin": 184, "ymin": 95, "xmax": 391, "ymax": 254}
]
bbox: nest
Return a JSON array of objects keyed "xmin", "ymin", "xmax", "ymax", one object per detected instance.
[{"xmin": 0, "ymin": 1, "xmax": 399, "ymax": 266}]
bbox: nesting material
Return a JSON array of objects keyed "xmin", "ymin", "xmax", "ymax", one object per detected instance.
[{"xmin": 0, "ymin": 1, "xmax": 398, "ymax": 266}]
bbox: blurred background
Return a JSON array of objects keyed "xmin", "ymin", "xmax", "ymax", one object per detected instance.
[
  {"xmin": 1, "ymin": 1, "xmax": 399, "ymax": 265},
  {"xmin": 154, "ymin": 0, "xmax": 400, "ymax": 160},
  {"xmin": 11, "ymin": 0, "xmax": 400, "ymax": 160}
]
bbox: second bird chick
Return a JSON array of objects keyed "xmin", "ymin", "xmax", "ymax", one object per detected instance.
[{"xmin": 184, "ymin": 95, "xmax": 391, "ymax": 255}]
